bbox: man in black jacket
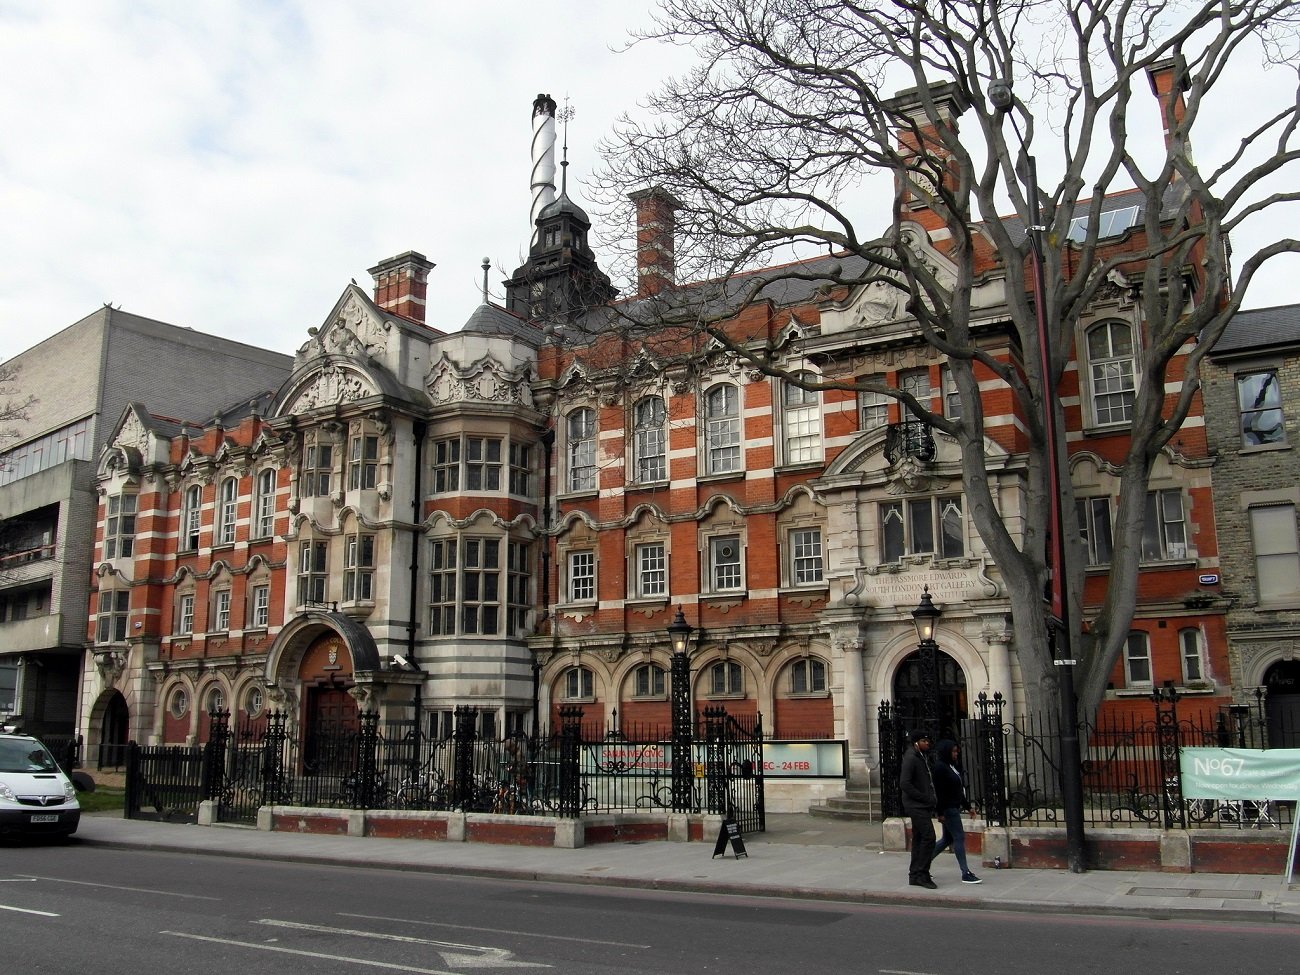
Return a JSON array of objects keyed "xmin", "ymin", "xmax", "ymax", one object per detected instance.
[{"xmin": 899, "ymin": 729, "xmax": 937, "ymax": 888}]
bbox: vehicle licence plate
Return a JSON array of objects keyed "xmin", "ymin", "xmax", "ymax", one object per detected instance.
[{"xmin": 29, "ymin": 814, "xmax": 58, "ymax": 823}]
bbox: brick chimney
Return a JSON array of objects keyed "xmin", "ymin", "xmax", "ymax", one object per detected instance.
[
  {"xmin": 1147, "ymin": 58, "xmax": 1191, "ymax": 153},
  {"xmin": 884, "ymin": 82, "xmax": 969, "ymax": 221},
  {"xmin": 368, "ymin": 251, "xmax": 435, "ymax": 325},
  {"xmin": 629, "ymin": 187, "xmax": 681, "ymax": 297}
]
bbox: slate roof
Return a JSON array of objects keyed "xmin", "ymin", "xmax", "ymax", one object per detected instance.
[{"xmin": 1211, "ymin": 304, "xmax": 1300, "ymax": 356}]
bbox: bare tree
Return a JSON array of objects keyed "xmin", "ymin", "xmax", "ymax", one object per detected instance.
[
  {"xmin": 591, "ymin": 0, "xmax": 1300, "ymax": 721},
  {"xmin": 0, "ymin": 359, "xmax": 34, "ymax": 455}
]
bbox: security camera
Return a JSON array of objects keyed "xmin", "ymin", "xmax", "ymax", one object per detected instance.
[{"xmin": 392, "ymin": 654, "xmax": 415, "ymax": 671}]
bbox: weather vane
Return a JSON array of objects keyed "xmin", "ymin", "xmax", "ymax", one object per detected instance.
[{"xmin": 557, "ymin": 97, "xmax": 575, "ymax": 193}]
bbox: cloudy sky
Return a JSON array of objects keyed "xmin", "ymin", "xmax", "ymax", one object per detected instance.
[{"xmin": 1, "ymin": 2, "xmax": 1296, "ymax": 364}]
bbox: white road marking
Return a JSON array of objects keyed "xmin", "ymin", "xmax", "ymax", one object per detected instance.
[
  {"xmin": 256, "ymin": 919, "xmax": 548, "ymax": 969},
  {"xmin": 880, "ymin": 969, "xmax": 941, "ymax": 975},
  {"xmin": 339, "ymin": 911, "xmax": 651, "ymax": 949},
  {"xmin": 0, "ymin": 878, "xmax": 38, "ymax": 882},
  {"xmin": 0, "ymin": 904, "xmax": 59, "ymax": 917},
  {"xmin": 162, "ymin": 931, "xmax": 462, "ymax": 974},
  {"xmin": 16, "ymin": 874, "xmax": 220, "ymax": 900}
]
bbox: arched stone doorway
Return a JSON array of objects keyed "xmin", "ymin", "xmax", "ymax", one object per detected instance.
[
  {"xmin": 1263, "ymin": 659, "xmax": 1300, "ymax": 747},
  {"xmin": 99, "ymin": 691, "xmax": 129, "ymax": 769},
  {"xmin": 891, "ymin": 648, "xmax": 968, "ymax": 741},
  {"xmin": 300, "ymin": 631, "xmax": 358, "ymax": 774}
]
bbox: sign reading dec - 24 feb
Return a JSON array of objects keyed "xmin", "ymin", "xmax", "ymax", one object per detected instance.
[{"xmin": 1179, "ymin": 748, "xmax": 1300, "ymax": 800}]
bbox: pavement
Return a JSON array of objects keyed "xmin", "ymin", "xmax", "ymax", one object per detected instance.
[{"xmin": 72, "ymin": 811, "xmax": 1300, "ymax": 924}]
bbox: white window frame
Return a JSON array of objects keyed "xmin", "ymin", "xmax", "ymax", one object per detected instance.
[
  {"xmin": 781, "ymin": 375, "xmax": 821, "ymax": 466},
  {"xmin": 217, "ymin": 477, "xmax": 238, "ymax": 546},
  {"xmin": 1087, "ymin": 320, "xmax": 1136, "ymax": 426},
  {"xmin": 1250, "ymin": 503, "xmax": 1300, "ymax": 604},
  {"xmin": 1179, "ymin": 627, "xmax": 1205, "ymax": 684},
  {"xmin": 704, "ymin": 384, "xmax": 741, "ymax": 475},
  {"xmin": 343, "ymin": 533, "xmax": 375, "ymax": 603},
  {"xmin": 1237, "ymin": 368, "xmax": 1286, "ymax": 447},
  {"xmin": 568, "ymin": 549, "xmax": 596, "ymax": 603},
  {"xmin": 104, "ymin": 493, "xmax": 137, "ymax": 560},
  {"xmin": 1124, "ymin": 631, "xmax": 1152, "ymax": 687},
  {"xmin": 1077, "ymin": 496, "xmax": 1114, "ymax": 565},
  {"xmin": 506, "ymin": 540, "xmax": 530, "ymax": 636},
  {"xmin": 255, "ymin": 468, "xmax": 276, "ymax": 538},
  {"xmin": 564, "ymin": 666, "xmax": 595, "ymax": 701},
  {"xmin": 178, "ymin": 593, "xmax": 195, "ymax": 635},
  {"xmin": 942, "ymin": 365, "xmax": 962, "ymax": 419},
  {"xmin": 465, "ymin": 436, "xmax": 503, "ymax": 492},
  {"xmin": 1142, "ymin": 489, "xmax": 1187, "ymax": 561},
  {"xmin": 297, "ymin": 540, "xmax": 328, "ymax": 606},
  {"xmin": 213, "ymin": 589, "xmax": 231, "ymax": 632},
  {"xmin": 508, "ymin": 443, "xmax": 531, "ymax": 496},
  {"xmin": 566, "ymin": 409, "xmax": 597, "ymax": 492},
  {"xmin": 251, "ymin": 584, "xmax": 270, "ymax": 629},
  {"xmin": 632, "ymin": 663, "xmax": 666, "ymax": 699},
  {"xmin": 707, "ymin": 534, "xmax": 744, "ymax": 593},
  {"xmin": 432, "ymin": 438, "xmax": 461, "ymax": 493},
  {"xmin": 304, "ymin": 443, "xmax": 333, "ymax": 497},
  {"xmin": 787, "ymin": 526, "xmax": 825, "ymax": 587},
  {"xmin": 790, "ymin": 657, "xmax": 828, "ymax": 695},
  {"xmin": 708, "ymin": 660, "xmax": 744, "ymax": 697},
  {"xmin": 96, "ymin": 589, "xmax": 129, "ymax": 644},
  {"xmin": 633, "ymin": 541, "xmax": 667, "ymax": 598},
  {"xmin": 182, "ymin": 485, "xmax": 202, "ymax": 551},
  {"xmin": 632, "ymin": 396, "xmax": 667, "ymax": 483},
  {"xmin": 880, "ymin": 496, "xmax": 964, "ymax": 563},
  {"xmin": 859, "ymin": 380, "xmax": 889, "ymax": 432},
  {"xmin": 348, "ymin": 434, "xmax": 380, "ymax": 491}
]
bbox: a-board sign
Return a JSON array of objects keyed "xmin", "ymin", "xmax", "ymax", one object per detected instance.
[{"xmin": 712, "ymin": 817, "xmax": 748, "ymax": 859}]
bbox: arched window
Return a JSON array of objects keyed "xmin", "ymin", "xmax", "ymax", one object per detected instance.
[
  {"xmin": 182, "ymin": 484, "xmax": 202, "ymax": 551},
  {"xmin": 633, "ymin": 396, "xmax": 667, "ymax": 482},
  {"xmin": 1124, "ymin": 631, "xmax": 1152, "ymax": 687},
  {"xmin": 1179, "ymin": 628, "xmax": 1205, "ymax": 683},
  {"xmin": 704, "ymin": 384, "xmax": 741, "ymax": 474},
  {"xmin": 1087, "ymin": 321, "xmax": 1136, "ymax": 425},
  {"xmin": 790, "ymin": 658, "xmax": 827, "ymax": 694},
  {"xmin": 217, "ymin": 477, "xmax": 238, "ymax": 545},
  {"xmin": 782, "ymin": 374, "xmax": 821, "ymax": 465},
  {"xmin": 563, "ymin": 666, "xmax": 595, "ymax": 701},
  {"xmin": 255, "ymin": 468, "xmax": 276, "ymax": 538},
  {"xmin": 169, "ymin": 688, "xmax": 189, "ymax": 719},
  {"xmin": 244, "ymin": 686, "xmax": 264, "ymax": 718},
  {"xmin": 566, "ymin": 408, "xmax": 597, "ymax": 492},
  {"xmin": 708, "ymin": 660, "xmax": 743, "ymax": 696},
  {"xmin": 204, "ymin": 686, "xmax": 225, "ymax": 715},
  {"xmin": 632, "ymin": 664, "xmax": 666, "ymax": 698}
]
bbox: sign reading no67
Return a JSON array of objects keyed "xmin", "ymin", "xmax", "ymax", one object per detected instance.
[{"xmin": 1180, "ymin": 747, "xmax": 1300, "ymax": 800}]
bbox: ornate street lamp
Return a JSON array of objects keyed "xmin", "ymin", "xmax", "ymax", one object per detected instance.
[
  {"xmin": 666, "ymin": 607, "xmax": 695, "ymax": 812},
  {"xmin": 911, "ymin": 587, "xmax": 942, "ymax": 742}
]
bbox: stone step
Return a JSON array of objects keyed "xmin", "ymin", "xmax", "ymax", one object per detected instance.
[{"xmin": 808, "ymin": 791, "xmax": 883, "ymax": 821}]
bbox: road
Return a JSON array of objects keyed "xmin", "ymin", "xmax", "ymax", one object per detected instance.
[{"xmin": 0, "ymin": 840, "xmax": 1296, "ymax": 974}]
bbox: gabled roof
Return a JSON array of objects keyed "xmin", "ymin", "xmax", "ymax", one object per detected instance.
[{"xmin": 457, "ymin": 302, "xmax": 545, "ymax": 346}]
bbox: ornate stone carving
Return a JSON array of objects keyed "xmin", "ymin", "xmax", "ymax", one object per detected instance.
[
  {"xmin": 853, "ymin": 278, "xmax": 907, "ymax": 327},
  {"xmin": 348, "ymin": 685, "xmax": 374, "ymax": 708},
  {"xmin": 288, "ymin": 365, "xmax": 373, "ymax": 415},
  {"xmin": 94, "ymin": 650, "xmax": 126, "ymax": 688},
  {"xmin": 119, "ymin": 409, "xmax": 150, "ymax": 454}
]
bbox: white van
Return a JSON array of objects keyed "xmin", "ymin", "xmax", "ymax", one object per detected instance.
[{"xmin": 0, "ymin": 734, "xmax": 80, "ymax": 839}]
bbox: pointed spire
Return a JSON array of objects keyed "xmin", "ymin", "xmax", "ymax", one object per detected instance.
[{"xmin": 557, "ymin": 97, "xmax": 575, "ymax": 197}]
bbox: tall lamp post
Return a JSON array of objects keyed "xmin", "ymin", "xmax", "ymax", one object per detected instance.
[
  {"xmin": 990, "ymin": 78, "xmax": 1087, "ymax": 873},
  {"xmin": 666, "ymin": 607, "xmax": 695, "ymax": 813},
  {"xmin": 911, "ymin": 587, "xmax": 942, "ymax": 743}
]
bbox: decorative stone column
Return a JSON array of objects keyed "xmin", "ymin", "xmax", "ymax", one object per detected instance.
[
  {"xmin": 982, "ymin": 617, "xmax": 1015, "ymax": 730},
  {"xmin": 826, "ymin": 610, "xmax": 871, "ymax": 788}
]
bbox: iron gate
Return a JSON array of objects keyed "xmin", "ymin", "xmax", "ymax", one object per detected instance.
[{"xmin": 699, "ymin": 706, "xmax": 765, "ymax": 833}]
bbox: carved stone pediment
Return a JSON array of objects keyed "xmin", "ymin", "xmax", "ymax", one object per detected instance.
[{"xmin": 287, "ymin": 364, "xmax": 376, "ymax": 415}]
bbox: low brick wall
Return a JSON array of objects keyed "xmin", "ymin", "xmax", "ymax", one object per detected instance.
[
  {"xmin": 255, "ymin": 807, "xmax": 720, "ymax": 849},
  {"xmin": 887, "ymin": 817, "xmax": 1295, "ymax": 874}
]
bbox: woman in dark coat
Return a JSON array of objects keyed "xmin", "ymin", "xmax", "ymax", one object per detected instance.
[{"xmin": 931, "ymin": 739, "xmax": 982, "ymax": 884}]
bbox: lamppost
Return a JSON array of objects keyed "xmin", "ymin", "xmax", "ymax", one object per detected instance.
[
  {"xmin": 911, "ymin": 587, "xmax": 942, "ymax": 743},
  {"xmin": 666, "ymin": 607, "xmax": 695, "ymax": 813},
  {"xmin": 990, "ymin": 77, "xmax": 1088, "ymax": 873}
]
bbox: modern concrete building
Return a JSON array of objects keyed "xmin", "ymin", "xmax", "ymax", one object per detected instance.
[{"xmin": 0, "ymin": 308, "xmax": 291, "ymax": 749}]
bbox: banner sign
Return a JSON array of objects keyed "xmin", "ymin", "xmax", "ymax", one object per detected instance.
[{"xmin": 1179, "ymin": 748, "xmax": 1300, "ymax": 800}]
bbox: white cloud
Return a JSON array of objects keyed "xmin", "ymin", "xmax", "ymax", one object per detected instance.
[{"xmin": 1, "ymin": 1, "xmax": 1296, "ymax": 364}]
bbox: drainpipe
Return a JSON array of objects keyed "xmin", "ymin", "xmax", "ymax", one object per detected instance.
[
  {"xmin": 408, "ymin": 420, "xmax": 425, "ymax": 733},
  {"xmin": 533, "ymin": 427, "xmax": 555, "ymax": 739}
]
